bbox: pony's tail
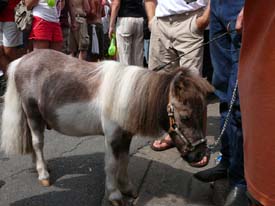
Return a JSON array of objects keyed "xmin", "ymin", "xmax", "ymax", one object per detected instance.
[{"xmin": 1, "ymin": 58, "xmax": 33, "ymax": 155}]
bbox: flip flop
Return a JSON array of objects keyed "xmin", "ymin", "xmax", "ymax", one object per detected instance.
[
  {"xmin": 189, "ymin": 150, "xmax": 211, "ymax": 168},
  {"xmin": 150, "ymin": 137, "xmax": 175, "ymax": 151}
]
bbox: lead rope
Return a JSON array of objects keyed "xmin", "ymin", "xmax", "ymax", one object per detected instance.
[{"xmin": 207, "ymin": 79, "xmax": 238, "ymax": 151}]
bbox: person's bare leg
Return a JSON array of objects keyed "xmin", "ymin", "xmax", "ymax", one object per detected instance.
[
  {"xmin": 0, "ymin": 46, "xmax": 10, "ymax": 75},
  {"xmin": 50, "ymin": 42, "xmax": 63, "ymax": 51},
  {"xmin": 151, "ymin": 135, "xmax": 174, "ymax": 151},
  {"xmin": 33, "ymin": 40, "xmax": 50, "ymax": 50},
  {"xmin": 0, "ymin": 46, "xmax": 24, "ymax": 76},
  {"xmin": 3, "ymin": 46, "xmax": 22, "ymax": 60},
  {"xmin": 189, "ymin": 108, "xmax": 209, "ymax": 167},
  {"xmin": 78, "ymin": 50, "xmax": 87, "ymax": 60}
]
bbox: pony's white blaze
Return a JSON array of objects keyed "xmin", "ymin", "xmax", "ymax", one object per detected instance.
[
  {"xmin": 100, "ymin": 62, "xmax": 142, "ymax": 127},
  {"xmin": 55, "ymin": 100, "xmax": 102, "ymax": 136},
  {"xmin": 1, "ymin": 58, "xmax": 24, "ymax": 154}
]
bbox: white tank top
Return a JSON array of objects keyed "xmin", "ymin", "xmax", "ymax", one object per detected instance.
[
  {"xmin": 33, "ymin": 0, "xmax": 61, "ymax": 23},
  {"xmin": 156, "ymin": 0, "xmax": 208, "ymax": 17}
]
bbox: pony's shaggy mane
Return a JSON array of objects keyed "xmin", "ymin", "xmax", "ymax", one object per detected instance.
[{"xmin": 100, "ymin": 62, "xmax": 183, "ymax": 136}]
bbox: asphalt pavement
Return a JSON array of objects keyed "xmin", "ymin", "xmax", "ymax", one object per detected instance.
[{"xmin": 0, "ymin": 101, "xmax": 229, "ymax": 206}]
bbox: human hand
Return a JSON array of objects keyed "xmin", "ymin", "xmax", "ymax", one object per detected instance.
[
  {"xmin": 108, "ymin": 26, "xmax": 115, "ymax": 39},
  {"xmin": 236, "ymin": 8, "xmax": 244, "ymax": 33},
  {"xmin": 195, "ymin": 0, "xmax": 210, "ymax": 31},
  {"xmin": 148, "ymin": 17, "xmax": 154, "ymax": 31},
  {"xmin": 57, "ymin": 0, "xmax": 65, "ymax": 10},
  {"xmin": 196, "ymin": 16, "xmax": 209, "ymax": 31},
  {"xmin": 24, "ymin": 0, "xmax": 39, "ymax": 10},
  {"xmin": 71, "ymin": 21, "xmax": 79, "ymax": 31}
]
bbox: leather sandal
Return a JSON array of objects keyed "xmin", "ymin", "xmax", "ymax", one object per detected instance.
[
  {"xmin": 150, "ymin": 136, "xmax": 175, "ymax": 151},
  {"xmin": 189, "ymin": 150, "xmax": 211, "ymax": 168}
]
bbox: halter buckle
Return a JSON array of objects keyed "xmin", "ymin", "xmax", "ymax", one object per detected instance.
[{"xmin": 167, "ymin": 103, "xmax": 206, "ymax": 153}]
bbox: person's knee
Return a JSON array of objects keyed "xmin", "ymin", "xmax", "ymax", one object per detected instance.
[
  {"xmin": 0, "ymin": 46, "xmax": 9, "ymax": 72},
  {"xmin": 3, "ymin": 47, "xmax": 19, "ymax": 61}
]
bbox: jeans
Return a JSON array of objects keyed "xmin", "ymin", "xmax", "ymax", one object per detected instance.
[{"xmin": 210, "ymin": 0, "xmax": 245, "ymax": 187}]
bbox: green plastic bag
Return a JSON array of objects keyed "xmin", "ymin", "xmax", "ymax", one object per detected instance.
[{"xmin": 108, "ymin": 34, "xmax": 116, "ymax": 57}]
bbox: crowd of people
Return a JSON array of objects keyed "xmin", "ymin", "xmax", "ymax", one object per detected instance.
[
  {"xmin": 0, "ymin": 0, "xmax": 111, "ymax": 79},
  {"xmin": 0, "ymin": 0, "xmax": 274, "ymax": 205},
  {"xmin": 0, "ymin": 0, "xmax": 114, "ymax": 101}
]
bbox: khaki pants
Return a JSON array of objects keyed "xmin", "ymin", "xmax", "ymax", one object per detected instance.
[
  {"xmin": 70, "ymin": 16, "xmax": 90, "ymax": 52},
  {"xmin": 116, "ymin": 17, "xmax": 144, "ymax": 66},
  {"xmin": 149, "ymin": 9, "xmax": 204, "ymax": 75}
]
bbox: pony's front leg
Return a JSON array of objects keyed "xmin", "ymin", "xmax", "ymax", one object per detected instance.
[
  {"xmin": 103, "ymin": 114, "xmax": 139, "ymax": 206},
  {"xmin": 104, "ymin": 132, "xmax": 137, "ymax": 205},
  {"xmin": 116, "ymin": 135, "xmax": 137, "ymax": 199},
  {"xmin": 105, "ymin": 135, "xmax": 124, "ymax": 205}
]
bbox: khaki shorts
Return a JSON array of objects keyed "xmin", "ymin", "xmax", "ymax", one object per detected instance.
[
  {"xmin": 70, "ymin": 16, "xmax": 90, "ymax": 52},
  {"xmin": 149, "ymin": 9, "xmax": 204, "ymax": 75}
]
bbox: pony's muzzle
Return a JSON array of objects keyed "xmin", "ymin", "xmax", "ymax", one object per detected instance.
[{"xmin": 182, "ymin": 143, "xmax": 209, "ymax": 165}]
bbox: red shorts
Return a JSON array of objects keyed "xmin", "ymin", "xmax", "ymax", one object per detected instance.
[{"xmin": 29, "ymin": 16, "xmax": 63, "ymax": 42}]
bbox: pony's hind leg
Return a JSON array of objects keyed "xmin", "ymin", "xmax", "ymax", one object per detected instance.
[
  {"xmin": 23, "ymin": 103, "xmax": 50, "ymax": 186},
  {"xmin": 30, "ymin": 128, "xmax": 49, "ymax": 186}
]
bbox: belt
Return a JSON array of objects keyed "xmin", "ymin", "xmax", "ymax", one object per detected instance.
[
  {"xmin": 75, "ymin": 14, "xmax": 86, "ymax": 18},
  {"xmin": 157, "ymin": 8, "xmax": 204, "ymax": 22}
]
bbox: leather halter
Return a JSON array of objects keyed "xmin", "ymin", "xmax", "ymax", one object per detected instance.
[{"xmin": 167, "ymin": 103, "xmax": 206, "ymax": 153}]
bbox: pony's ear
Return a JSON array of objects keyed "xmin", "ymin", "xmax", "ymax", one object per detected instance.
[
  {"xmin": 195, "ymin": 77, "xmax": 215, "ymax": 97},
  {"xmin": 172, "ymin": 69, "xmax": 214, "ymax": 97},
  {"xmin": 171, "ymin": 69, "xmax": 214, "ymax": 97},
  {"xmin": 172, "ymin": 71, "xmax": 187, "ymax": 93}
]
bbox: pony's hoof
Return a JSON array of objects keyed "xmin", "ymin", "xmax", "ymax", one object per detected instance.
[
  {"xmin": 119, "ymin": 183, "xmax": 138, "ymax": 198},
  {"xmin": 39, "ymin": 179, "xmax": 50, "ymax": 187},
  {"xmin": 109, "ymin": 200, "xmax": 124, "ymax": 206},
  {"xmin": 109, "ymin": 199, "xmax": 133, "ymax": 206},
  {"xmin": 122, "ymin": 189, "xmax": 138, "ymax": 199}
]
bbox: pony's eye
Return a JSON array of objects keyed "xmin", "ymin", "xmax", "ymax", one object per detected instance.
[{"xmin": 181, "ymin": 115, "xmax": 190, "ymax": 122}]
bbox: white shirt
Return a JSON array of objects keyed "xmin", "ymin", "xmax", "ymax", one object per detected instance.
[
  {"xmin": 155, "ymin": 0, "xmax": 208, "ymax": 17},
  {"xmin": 33, "ymin": 0, "xmax": 61, "ymax": 23}
]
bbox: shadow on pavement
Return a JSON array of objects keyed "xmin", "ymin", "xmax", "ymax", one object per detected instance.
[
  {"xmin": 207, "ymin": 116, "xmax": 221, "ymax": 153},
  {"xmin": 10, "ymin": 153, "xmax": 105, "ymax": 206},
  {"xmin": 207, "ymin": 116, "xmax": 220, "ymax": 138},
  {"xmin": 0, "ymin": 180, "xmax": 5, "ymax": 188},
  {"xmin": 8, "ymin": 152, "xmax": 214, "ymax": 206}
]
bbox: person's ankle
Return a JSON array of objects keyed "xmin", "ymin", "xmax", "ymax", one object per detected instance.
[{"xmin": 218, "ymin": 157, "xmax": 229, "ymax": 168}]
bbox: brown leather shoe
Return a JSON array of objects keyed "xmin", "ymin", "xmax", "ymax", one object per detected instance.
[{"xmin": 193, "ymin": 161, "xmax": 228, "ymax": 182}]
